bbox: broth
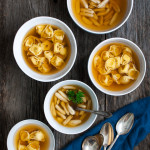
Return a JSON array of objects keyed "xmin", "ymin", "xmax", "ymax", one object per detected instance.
[
  {"xmin": 72, "ymin": 0, "xmax": 127, "ymax": 31},
  {"xmin": 50, "ymin": 85, "xmax": 92, "ymax": 127},
  {"xmin": 14, "ymin": 124, "xmax": 50, "ymax": 150},
  {"xmin": 92, "ymin": 43, "xmax": 140, "ymax": 91},
  {"xmin": 22, "ymin": 25, "xmax": 71, "ymax": 75}
]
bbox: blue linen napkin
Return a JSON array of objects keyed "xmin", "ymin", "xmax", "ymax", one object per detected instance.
[{"xmin": 62, "ymin": 97, "xmax": 150, "ymax": 150}]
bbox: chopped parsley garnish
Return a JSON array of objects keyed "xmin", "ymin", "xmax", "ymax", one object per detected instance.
[{"xmin": 67, "ymin": 90, "xmax": 85, "ymax": 104}]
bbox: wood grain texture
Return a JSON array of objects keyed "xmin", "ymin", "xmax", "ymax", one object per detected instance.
[{"xmin": 0, "ymin": 0, "xmax": 149, "ymax": 150}]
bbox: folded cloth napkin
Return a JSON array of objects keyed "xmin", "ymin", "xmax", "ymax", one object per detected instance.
[{"xmin": 62, "ymin": 97, "xmax": 150, "ymax": 150}]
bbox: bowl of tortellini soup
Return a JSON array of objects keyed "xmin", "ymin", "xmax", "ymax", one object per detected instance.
[
  {"xmin": 67, "ymin": 0, "xmax": 133, "ymax": 34},
  {"xmin": 44, "ymin": 80, "xmax": 99, "ymax": 134},
  {"xmin": 88, "ymin": 38, "xmax": 146, "ymax": 96},
  {"xmin": 7, "ymin": 119, "xmax": 55, "ymax": 150},
  {"xmin": 13, "ymin": 17, "xmax": 77, "ymax": 82}
]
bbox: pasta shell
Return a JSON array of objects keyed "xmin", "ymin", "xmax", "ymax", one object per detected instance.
[
  {"xmin": 111, "ymin": 71, "xmax": 121, "ymax": 84},
  {"xmin": 121, "ymin": 53, "xmax": 132, "ymax": 65},
  {"xmin": 118, "ymin": 64, "xmax": 130, "ymax": 74},
  {"xmin": 41, "ymin": 40, "xmax": 53, "ymax": 51},
  {"xmin": 20, "ymin": 130, "xmax": 30, "ymax": 141},
  {"xmin": 36, "ymin": 25, "xmax": 46, "ymax": 35},
  {"xmin": 93, "ymin": 55, "xmax": 104, "ymax": 68},
  {"xmin": 29, "ymin": 44, "xmax": 43, "ymax": 56},
  {"xmin": 41, "ymin": 25, "xmax": 54, "ymax": 38},
  {"xmin": 98, "ymin": 74, "xmax": 113, "ymax": 86},
  {"xmin": 30, "ymin": 131, "xmax": 45, "ymax": 142},
  {"xmin": 119, "ymin": 76, "xmax": 132, "ymax": 84},
  {"xmin": 52, "ymin": 29, "xmax": 65, "ymax": 43},
  {"xmin": 105, "ymin": 58, "xmax": 116, "ymax": 71},
  {"xmin": 24, "ymin": 36, "xmax": 35, "ymax": 48},
  {"xmin": 54, "ymin": 43, "xmax": 67, "ymax": 57},
  {"xmin": 51, "ymin": 55, "xmax": 64, "ymax": 68},
  {"xmin": 128, "ymin": 66, "xmax": 139, "ymax": 79},
  {"xmin": 109, "ymin": 45, "xmax": 122, "ymax": 56},
  {"xmin": 18, "ymin": 141, "xmax": 28, "ymax": 150},
  {"xmin": 27, "ymin": 141, "xmax": 40, "ymax": 150},
  {"xmin": 101, "ymin": 51, "xmax": 114, "ymax": 61},
  {"xmin": 97, "ymin": 67, "xmax": 111, "ymax": 75},
  {"xmin": 44, "ymin": 51, "xmax": 53, "ymax": 63},
  {"xmin": 30, "ymin": 56, "xmax": 39, "ymax": 66}
]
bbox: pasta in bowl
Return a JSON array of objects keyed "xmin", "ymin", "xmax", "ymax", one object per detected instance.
[
  {"xmin": 44, "ymin": 80, "xmax": 99, "ymax": 134},
  {"xmin": 88, "ymin": 38, "xmax": 146, "ymax": 96},
  {"xmin": 13, "ymin": 17, "xmax": 77, "ymax": 82},
  {"xmin": 67, "ymin": 0, "xmax": 134, "ymax": 34}
]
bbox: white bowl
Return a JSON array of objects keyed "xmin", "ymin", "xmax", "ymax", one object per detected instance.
[
  {"xmin": 13, "ymin": 16, "xmax": 77, "ymax": 82},
  {"xmin": 88, "ymin": 38, "xmax": 146, "ymax": 96},
  {"xmin": 44, "ymin": 80, "xmax": 99, "ymax": 134},
  {"xmin": 7, "ymin": 119, "xmax": 55, "ymax": 150},
  {"xmin": 67, "ymin": 0, "xmax": 134, "ymax": 34}
]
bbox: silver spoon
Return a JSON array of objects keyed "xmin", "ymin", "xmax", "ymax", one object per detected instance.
[
  {"xmin": 100, "ymin": 123, "xmax": 114, "ymax": 150},
  {"xmin": 70, "ymin": 102, "xmax": 112, "ymax": 118},
  {"xmin": 82, "ymin": 134, "xmax": 104, "ymax": 150},
  {"xmin": 107, "ymin": 113, "xmax": 134, "ymax": 150}
]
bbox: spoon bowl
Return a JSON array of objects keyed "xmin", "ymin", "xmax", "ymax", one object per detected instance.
[
  {"xmin": 100, "ymin": 123, "xmax": 114, "ymax": 150},
  {"xmin": 82, "ymin": 134, "xmax": 103, "ymax": 150}
]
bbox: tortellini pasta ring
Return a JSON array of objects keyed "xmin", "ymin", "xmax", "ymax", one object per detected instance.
[
  {"xmin": 20, "ymin": 131, "xmax": 30, "ymax": 142},
  {"xmin": 44, "ymin": 51, "xmax": 53, "ymax": 63},
  {"xmin": 93, "ymin": 55, "xmax": 104, "ymax": 69},
  {"xmin": 27, "ymin": 141, "xmax": 40, "ymax": 150},
  {"xmin": 121, "ymin": 53, "xmax": 132, "ymax": 65},
  {"xmin": 30, "ymin": 56, "xmax": 39, "ymax": 66},
  {"xmin": 29, "ymin": 44, "xmax": 43, "ymax": 56},
  {"xmin": 105, "ymin": 58, "xmax": 116, "ymax": 71},
  {"xmin": 128, "ymin": 67, "xmax": 139, "ymax": 79},
  {"xmin": 97, "ymin": 67, "xmax": 111, "ymax": 75},
  {"xmin": 109, "ymin": 45, "xmax": 122, "ymax": 56},
  {"xmin": 51, "ymin": 55, "xmax": 64, "ymax": 69},
  {"xmin": 119, "ymin": 76, "xmax": 132, "ymax": 84},
  {"xmin": 101, "ymin": 51, "xmax": 114, "ymax": 61},
  {"xmin": 30, "ymin": 130, "xmax": 45, "ymax": 142},
  {"xmin": 54, "ymin": 43, "xmax": 67, "ymax": 57},
  {"xmin": 41, "ymin": 25, "xmax": 54, "ymax": 38},
  {"xmin": 41, "ymin": 40, "xmax": 53, "ymax": 51},
  {"xmin": 52, "ymin": 29, "xmax": 65, "ymax": 43},
  {"xmin": 118, "ymin": 64, "xmax": 130, "ymax": 74},
  {"xmin": 36, "ymin": 25, "xmax": 46, "ymax": 35},
  {"xmin": 98, "ymin": 74, "xmax": 113, "ymax": 86}
]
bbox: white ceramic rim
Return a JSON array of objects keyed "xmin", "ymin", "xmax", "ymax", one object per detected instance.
[
  {"xmin": 13, "ymin": 16, "xmax": 77, "ymax": 82},
  {"xmin": 7, "ymin": 119, "xmax": 55, "ymax": 150},
  {"xmin": 88, "ymin": 37, "xmax": 146, "ymax": 96},
  {"xmin": 44, "ymin": 80, "xmax": 99, "ymax": 134},
  {"xmin": 67, "ymin": 0, "xmax": 134, "ymax": 34}
]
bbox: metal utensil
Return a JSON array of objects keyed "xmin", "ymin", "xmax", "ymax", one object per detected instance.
[
  {"xmin": 100, "ymin": 123, "xmax": 114, "ymax": 150},
  {"xmin": 82, "ymin": 134, "xmax": 104, "ymax": 150},
  {"xmin": 70, "ymin": 102, "xmax": 112, "ymax": 118},
  {"xmin": 107, "ymin": 113, "xmax": 134, "ymax": 150}
]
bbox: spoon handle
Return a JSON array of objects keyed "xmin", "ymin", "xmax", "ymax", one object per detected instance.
[
  {"xmin": 76, "ymin": 107, "xmax": 112, "ymax": 118},
  {"xmin": 107, "ymin": 134, "xmax": 120, "ymax": 150}
]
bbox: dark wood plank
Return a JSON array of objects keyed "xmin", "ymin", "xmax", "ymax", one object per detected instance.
[{"xmin": 0, "ymin": 0, "xmax": 149, "ymax": 150}]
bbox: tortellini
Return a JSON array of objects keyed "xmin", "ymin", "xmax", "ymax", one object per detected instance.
[
  {"xmin": 23, "ymin": 24, "xmax": 69, "ymax": 74},
  {"xmin": 93, "ymin": 44, "xmax": 140, "ymax": 87},
  {"xmin": 30, "ymin": 131, "xmax": 45, "ymax": 142}
]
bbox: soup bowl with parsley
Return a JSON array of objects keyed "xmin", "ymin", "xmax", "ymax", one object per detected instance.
[{"xmin": 44, "ymin": 80, "xmax": 99, "ymax": 134}]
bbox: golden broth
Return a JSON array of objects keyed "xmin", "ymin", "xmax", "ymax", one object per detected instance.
[
  {"xmin": 50, "ymin": 85, "xmax": 92, "ymax": 127},
  {"xmin": 92, "ymin": 43, "xmax": 140, "ymax": 91},
  {"xmin": 14, "ymin": 124, "xmax": 50, "ymax": 150},
  {"xmin": 72, "ymin": 0, "xmax": 127, "ymax": 31},
  {"xmin": 22, "ymin": 25, "xmax": 71, "ymax": 75}
]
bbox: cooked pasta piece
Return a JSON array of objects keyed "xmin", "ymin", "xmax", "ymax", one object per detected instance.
[
  {"xmin": 41, "ymin": 25, "xmax": 54, "ymax": 38},
  {"xmin": 51, "ymin": 55, "xmax": 64, "ymax": 68},
  {"xmin": 36, "ymin": 25, "xmax": 46, "ymax": 35},
  {"xmin": 52, "ymin": 29, "xmax": 64, "ymax": 43},
  {"xmin": 55, "ymin": 104, "xmax": 66, "ymax": 115},
  {"xmin": 98, "ymin": 74, "xmax": 113, "ymax": 86},
  {"xmin": 44, "ymin": 51, "xmax": 53, "ymax": 63},
  {"xmin": 63, "ymin": 115, "xmax": 73, "ymax": 126},
  {"xmin": 20, "ymin": 131, "xmax": 30, "ymax": 142},
  {"xmin": 30, "ymin": 131, "xmax": 45, "ymax": 142},
  {"xmin": 29, "ymin": 44, "xmax": 43, "ymax": 56},
  {"xmin": 68, "ymin": 120, "xmax": 82, "ymax": 126}
]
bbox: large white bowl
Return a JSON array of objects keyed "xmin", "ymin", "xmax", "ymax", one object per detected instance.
[
  {"xmin": 13, "ymin": 17, "xmax": 77, "ymax": 82},
  {"xmin": 44, "ymin": 80, "xmax": 99, "ymax": 134},
  {"xmin": 67, "ymin": 0, "xmax": 134, "ymax": 34},
  {"xmin": 7, "ymin": 119, "xmax": 55, "ymax": 150},
  {"xmin": 88, "ymin": 38, "xmax": 146, "ymax": 96}
]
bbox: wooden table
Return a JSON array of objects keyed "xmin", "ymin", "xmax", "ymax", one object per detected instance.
[{"xmin": 0, "ymin": 0, "xmax": 150, "ymax": 149}]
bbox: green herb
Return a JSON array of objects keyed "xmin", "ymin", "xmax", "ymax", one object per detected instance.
[{"xmin": 67, "ymin": 90, "xmax": 85, "ymax": 104}]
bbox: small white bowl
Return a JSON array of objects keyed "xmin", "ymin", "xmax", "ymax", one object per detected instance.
[
  {"xmin": 67, "ymin": 0, "xmax": 134, "ymax": 34},
  {"xmin": 13, "ymin": 16, "xmax": 77, "ymax": 82},
  {"xmin": 7, "ymin": 119, "xmax": 55, "ymax": 150},
  {"xmin": 44, "ymin": 80, "xmax": 99, "ymax": 134},
  {"xmin": 88, "ymin": 38, "xmax": 146, "ymax": 96}
]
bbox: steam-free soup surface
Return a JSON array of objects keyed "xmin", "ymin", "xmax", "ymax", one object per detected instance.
[
  {"xmin": 72, "ymin": 0, "xmax": 127, "ymax": 31},
  {"xmin": 50, "ymin": 85, "xmax": 92, "ymax": 127},
  {"xmin": 92, "ymin": 43, "xmax": 140, "ymax": 91},
  {"xmin": 14, "ymin": 124, "xmax": 50, "ymax": 150},
  {"xmin": 22, "ymin": 25, "xmax": 71, "ymax": 75}
]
